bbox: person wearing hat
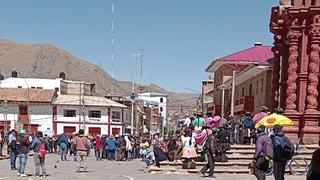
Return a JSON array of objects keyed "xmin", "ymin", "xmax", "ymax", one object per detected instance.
[
  {"xmin": 8, "ymin": 129, "xmax": 18, "ymax": 170},
  {"xmin": 30, "ymin": 131, "xmax": 47, "ymax": 177},
  {"xmin": 95, "ymin": 134, "xmax": 103, "ymax": 161},
  {"xmin": 199, "ymin": 125, "xmax": 217, "ymax": 178},
  {"xmin": 105, "ymin": 135, "xmax": 117, "ymax": 160},
  {"xmin": 16, "ymin": 129, "xmax": 30, "ymax": 177},
  {"xmin": 252, "ymin": 125, "xmax": 272, "ymax": 180},
  {"xmin": 73, "ymin": 129, "xmax": 90, "ymax": 172},
  {"xmin": 241, "ymin": 112, "xmax": 254, "ymax": 145}
]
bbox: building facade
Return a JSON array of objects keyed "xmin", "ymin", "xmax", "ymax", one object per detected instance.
[
  {"xmin": 0, "ymin": 88, "xmax": 56, "ymax": 134},
  {"xmin": 52, "ymin": 95, "xmax": 127, "ymax": 136},
  {"xmin": 270, "ymin": 0, "xmax": 320, "ymax": 144}
]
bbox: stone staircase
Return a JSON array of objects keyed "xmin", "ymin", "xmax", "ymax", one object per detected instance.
[{"xmin": 159, "ymin": 144, "xmax": 318, "ymax": 174}]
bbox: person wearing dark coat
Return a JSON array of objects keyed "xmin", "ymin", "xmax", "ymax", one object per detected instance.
[
  {"xmin": 199, "ymin": 128, "xmax": 217, "ymax": 178},
  {"xmin": 217, "ymin": 124, "xmax": 230, "ymax": 162},
  {"xmin": 242, "ymin": 112, "xmax": 254, "ymax": 145}
]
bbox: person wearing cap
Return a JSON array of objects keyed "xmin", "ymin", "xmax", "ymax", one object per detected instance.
[
  {"xmin": 73, "ymin": 129, "xmax": 90, "ymax": 172},
  {"xmin": 95, "ymin": 134, "xmax": 103, "ymax": 161},
  {"xmin": 253, "ymin": 125, "xmax": 272, "ymax": 180},
  {"xmin": 29, "ymin": 131, "xmax": 46, "ymax": 177},
  {"xmin": 16, "ymin": 129, "xmax": 30, "ymax": 177}
]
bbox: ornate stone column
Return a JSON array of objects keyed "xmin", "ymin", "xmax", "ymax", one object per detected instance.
[
  {"xmin": 306, "ymin": 15, "xmax": 320, "ymax": 112},
  {"xmin": 271, "ymin": 36, "xmax": 282, "ymax": 110},
  {"xmin": 285, "ymin": 19, "xmax": 302, "ymax": 112}
]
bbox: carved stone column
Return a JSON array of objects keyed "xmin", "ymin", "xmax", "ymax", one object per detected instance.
[
  {"xmin": 306, "ymin": 15, "xmax": 320, "ymax": 112},
  {"xmin": 271, "ymin": 36, "xmax": 282, "ymax": 110},
  {"xmin": 285, "ymin": 19, "xmax": 302, "ymax": 112}
]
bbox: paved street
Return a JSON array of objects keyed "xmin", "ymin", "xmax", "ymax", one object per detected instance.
[{"xmin": 0, "ymin": 153, "xmax": 305, "ymax": 180}]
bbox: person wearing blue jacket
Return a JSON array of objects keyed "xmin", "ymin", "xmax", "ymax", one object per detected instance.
[{"xmin": 105, "ymin": 135, "xmax": 117, "ymax": 160}]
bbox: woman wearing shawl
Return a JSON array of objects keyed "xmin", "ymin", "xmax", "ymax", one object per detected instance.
[
  {"xmin": 242, "ymin": 112, "xmax": 254, "ymax": 145},
  {"xmin": 199, "ymin": 126, "xmax": 216, "ymax": 178},
  {"xmin": 181, "ymin": 129, "xmax": 197, "ymax": 169}
]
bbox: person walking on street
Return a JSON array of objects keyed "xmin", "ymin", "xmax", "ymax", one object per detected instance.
[
  {"xmin": 29, "ymin": 131, "xmax": 47, "ymax": 177},
  {"xmin": 58, "ymin": 133, "xmax": 69, "ymax": 161},
  {"xmin": 73, "ymin": 129, "xmax": 90, "ymax": 173},
  {"xmin": 253, "ymin": 125, "xmax": 273, "ymax": 180},
  {"xmin": 16, "ymin": 129, "xmax": 30, "ymax": 177},
  {"xmin": 199, "ymin": 127, "xmax": 217, "ymax": 178},
  {"xmin": 106, "ymin": 135, "xmax": 117, "ymax": 160},
  {"xmin": 8, "ymin": 130, "xmax": 17, "ymax": 170},
  {"xmin": 271, "ymin": 124, "xmax": 294, "ymax": 180},
  {"xmin": 95, "ymin": 134, "xmax": 103, "ymax": 161}
]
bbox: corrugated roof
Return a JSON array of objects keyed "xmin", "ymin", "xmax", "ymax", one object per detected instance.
[
  {"xmin": 219, "ymin": 46, "xmax": 274, "ymax": 65},
  {"xmin": 0, "ymin": 88, "xmax": 55, "ymax": 102},
  {"xmin": 53, "ymin": 94, "xmax": 127, "ymax": 108}
]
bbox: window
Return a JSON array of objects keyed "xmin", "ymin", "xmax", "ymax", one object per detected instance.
[
  {"xmin": 249, "ymin": 84, "xmax": 252, "ymax": 96},
  {"xmin": 55, "ymin": 87, "xmax": 59, "ymax": 92},
  {"xmin": 160, "ymin": 107, "xmax": 163, "ymax": 112},
  {"xmin": 64, "ymin": 110, "xmax": 76, "ymax": 117},
  {"xmin": 112, "ymin": 111, "xmax": 121, "ymax": 122},
  {"xmin": 37, "ymin": 87, "xmax": 43, "ymax": 89},
  {"xmin": 242, "ymin": 88, "xmax": 245, "ymax": 96},
  {"xmin": 19, "ymin": 106, "xmax": 28, "ymax": 115},
  {"xmin": 160, "ymin": 98, "xmax": 163, "ymax": 103},
  {"xmin": 31, "ymin": 87, "xmax": 36, "ymax": 89},
  {"xmin": 89, "ymin": 110, "xmax": 101, "ymax": 118},
  {"xmin": 256, "ymin": 81, "xmax": 259, "ymax": 94},
  {"xmin": 261, "ymin": 78, "xmax": 264, "ymax": 92},
  {"xmin": 17, "ymin": 86, "xmax": 22, "ymax": 88}
]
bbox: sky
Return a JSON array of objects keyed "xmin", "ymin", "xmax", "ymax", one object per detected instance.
[{"xmin": 0, "ymin": 0, "xmax": 279, "ymax": 93}]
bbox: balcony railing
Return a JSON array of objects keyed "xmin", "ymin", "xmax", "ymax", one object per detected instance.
[{"xmin": 234, "ymin": 96, "xmax": 254, "ymax": 113}]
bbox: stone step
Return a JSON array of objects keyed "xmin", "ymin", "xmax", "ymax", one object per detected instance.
[
  {"xmin": 161, "ymin": 161, "xmax": 251, "ymax": 166},
  {"xmin": 227, "ymin": 149, "xmax": 315, "ymax": 155}
]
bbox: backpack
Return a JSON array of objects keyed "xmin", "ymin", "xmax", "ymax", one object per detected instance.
[
  {"xmin": 273, "ymin": 135, "xmax": 294, "ymax": 161},
  {"xmin": 263, "ymin": 137, "xmax": 273, "ymax": 159},
  {"xmin": 39, "ymin": 141, "xmax": 47, "ymax": 158},
  {"xmin": 60, "ymin": 142, "xmax": 67, "ymax": 150}
]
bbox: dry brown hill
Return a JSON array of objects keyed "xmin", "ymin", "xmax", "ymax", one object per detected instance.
[{"xmin": 0, "ymin": 39, "xmax": 197, "ymax": 111}]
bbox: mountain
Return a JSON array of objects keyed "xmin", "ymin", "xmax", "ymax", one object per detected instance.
[{"xmin": 0, "ymin": 39, "xmax": 197, "ymax": 116}]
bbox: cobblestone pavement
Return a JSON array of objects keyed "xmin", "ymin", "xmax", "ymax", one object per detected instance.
[{"xmin": 0, "ymin": 153, "xmax": 305, "ymax": 180}]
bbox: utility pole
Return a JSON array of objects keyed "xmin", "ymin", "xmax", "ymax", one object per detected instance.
[
  {"xmin": 130, "ymin": 73, "xmax": 135, "ymax": 134},
  {"xmin": 221, "ymin": 84, "xmax": 226, "ymax": 118},
  {"xmin": 230, "ymin": 70, "xmax": 236, "ymax": 117},
  {"xmin": 79, "ymin": 83, "xmax": 82, "ymax": 130}
]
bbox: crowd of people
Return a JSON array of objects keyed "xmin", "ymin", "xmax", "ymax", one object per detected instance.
[{"xmin": 0, "ymin": 106, "xmax": 319, "ymax": 179}]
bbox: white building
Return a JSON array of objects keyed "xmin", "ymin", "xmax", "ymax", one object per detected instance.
[
  {"xmin": 0, "ymin": 88, "xmax": 56, "ymax": 134},
  {"xmin": 0, "ymin": 76, "xmax": 95, "ymax": 96},
  {"xmin": 138, "ymin": 92, "xmax": 167, "ymax": 133},
  {"xmin": 52, "ymin": 95, "xmax": 128, "ymax": 136}
]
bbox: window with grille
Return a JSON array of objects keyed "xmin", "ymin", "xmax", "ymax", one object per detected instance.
[
  {"xmin": 89, "ymin": 110, "xmax": 101, "ymax": 118},
  {"xmin": 112, "ymin": 111, "xmax": 121, "ymax": 122},
  {"xmin": 64, "ymin": 110, "xmax": 76, "ymax": 117}
]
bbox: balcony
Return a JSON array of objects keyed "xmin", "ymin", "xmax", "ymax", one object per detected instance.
[{"xmin": 234, "ymin": 96, "xmax": 254, "ymax": 113}]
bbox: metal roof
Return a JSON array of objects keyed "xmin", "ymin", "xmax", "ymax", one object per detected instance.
[{"xmin": 52, "ymin": 94, "xmax": 127, "ymax": 108}]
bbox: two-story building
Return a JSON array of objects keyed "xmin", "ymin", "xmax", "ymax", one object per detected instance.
[
  {"xmin": 52, "ymin": 94, "xmax": 127, "ymax": 136},
  {"xmin": 206, "ymin": 43, "xmax": 274, "ymax": 118},
  {"xmin": 0, "ymin": 88, "xmax": 56, "ymax": 134}
]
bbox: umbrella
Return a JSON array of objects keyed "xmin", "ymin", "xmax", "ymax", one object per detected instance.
[
  {"xmin": 193, "ymin": 117, "xmax": 206, "ymax": 127},
  {"xmin": 253, "ymin": 112, "xmax": 268, "ymax": 124},
  {"xmin": 206, "ymin": 116, "xmax": 221, "ymax": 128},
  {"xmin": 255, "ymin": 113, "xmax": 293, "ymax": 128}
]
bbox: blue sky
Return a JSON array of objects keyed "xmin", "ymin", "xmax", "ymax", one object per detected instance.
[{"xmin": 0, "ymin": 0, "xmax": 278, "ymax": 92}]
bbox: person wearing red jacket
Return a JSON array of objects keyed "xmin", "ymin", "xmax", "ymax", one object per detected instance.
[{"xmin": 95, "ymin": 135, "xmax": 103, "ymax": 161}]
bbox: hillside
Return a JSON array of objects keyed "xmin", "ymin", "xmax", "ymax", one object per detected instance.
[{"xmin": 0, "ymin": 39, "xmax": 197, "ymax": 113}]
